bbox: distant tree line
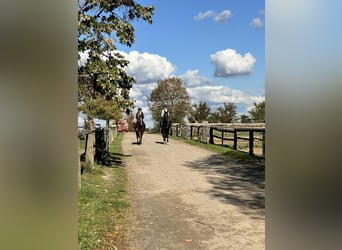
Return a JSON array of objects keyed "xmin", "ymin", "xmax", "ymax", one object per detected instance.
[{"xmin": 148, "ymin": 77, "xmax": 265, "ymax": 127}]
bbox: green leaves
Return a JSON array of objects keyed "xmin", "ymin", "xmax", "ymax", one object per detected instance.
[
  {"xmin": 208, "ymin": 102, "xmax": 238, "ymax": 123},
  {"xmin": 189, "ymin": 101, "xmax": 211, "ymax": 123},
  {"xmin": 78, "ymin": 0, "xmax": 154, "ymax": 122},
  {"xmin": 248, "ymin": 101, "xmax": 265, "ymax": 122},
  {"xmin": 149, "ymin": 77, "xmax": 191, "ymax": 123}
]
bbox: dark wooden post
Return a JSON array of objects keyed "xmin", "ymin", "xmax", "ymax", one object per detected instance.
[
  {"xmin": 190, "ymin": 126, "xmax": 193, "ymax": 140},
  {"xmin": 249, "ymin": 130, "xmax": 254, "ymax": 155},
  {"xmin": 209, "ymin": 127, "xmax": 214, "ymax": 144},
  {"xmin": 233, "ymin": 130, "xmax": 237, "ymax": 150},
  {"xmin": 221, "ymin": 130, "xmax": 224, "ymax": 145}
]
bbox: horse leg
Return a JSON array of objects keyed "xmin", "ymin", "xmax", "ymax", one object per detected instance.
[
  {"xmin": 161, "ymin": 127, "xmax": 164, "ymax": 143},
  {"xmin": 162, "ymin": 131, "xmax": 166, "ymax": 144},
  {"xmin": 137, "ymin": 129, "xmax": 142, "ymax": 145},
  {"xmin": 136, "ymin": 130, "xmax": 139, "ymax": 144}
]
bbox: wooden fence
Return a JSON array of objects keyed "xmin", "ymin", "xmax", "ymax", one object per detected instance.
[
  {"xmin": 78, "ymin": 126, "xmax": 118, "ymax": 167},
  {"xmin": 171, "ymin": 123, "xmax": 265, "ymax": 158}
]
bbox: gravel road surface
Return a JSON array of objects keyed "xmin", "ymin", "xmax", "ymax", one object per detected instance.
[{"xmin": 122, "ymin": 132, "xmax": 264, "ymax": 250}]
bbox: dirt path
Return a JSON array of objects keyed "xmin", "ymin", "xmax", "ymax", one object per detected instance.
[{"xmin": 122, "ymin": 132, "xmax": 265, "ymax": 250}]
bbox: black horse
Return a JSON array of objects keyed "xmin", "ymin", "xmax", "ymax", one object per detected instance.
[
  {"xmin": 135, "ymin": 117, "xmax": 145, "ymax": 145},
  {"xmin": 161, "ymin": 112, "xmax": 171, "ymax": 144}
]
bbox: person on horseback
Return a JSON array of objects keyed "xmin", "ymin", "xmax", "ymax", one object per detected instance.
[
  {"xmin": 161, "ymin": 105, "xmax": 168, "ymax": 118},
  {"xmin": 160, "ymin": 105, "xmax": 171, "ymax": 144},
  {"xmin": 135, "ymin": 108, "xmax": 145, "ymax": 130}
]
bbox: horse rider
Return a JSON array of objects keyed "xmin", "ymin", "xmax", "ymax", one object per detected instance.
[
  {"xmin": 161, "ymin": 105, "xmax": 168, "ymax": 118},
  {"xmin": 135, "ymin": 107, "xmax": 145, "ymax": 130},
  {"xmin": 160, "ymin": 105, "xmax": 171, "ymax": 144},
  {"xmin": 160, "ymin": 105, "xmax": 170, "ymax": 127}
]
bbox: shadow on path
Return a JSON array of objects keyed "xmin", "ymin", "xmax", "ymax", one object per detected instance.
[
  {"xmin": 184, "ymin": 155, "xmax": 265, "ymax": 219},
  {"xmin": 155, "ymin": 141, "xmax": 167, "ymax": 144},
  {"xmin": 102, "ymin": 152, "xmax": 131, "ymax": 167}
]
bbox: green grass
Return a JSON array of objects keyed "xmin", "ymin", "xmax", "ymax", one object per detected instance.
[
  {"xmin": 79, "ymin": 137, "xmax": 86, "ymax": 151},
  {"xmin": 171, "ymin": 135, "xmax": 264, "ymax": 165},
  {"xmin": 78, "ymin": 133, "xmax": 131, "ymax": 250}
]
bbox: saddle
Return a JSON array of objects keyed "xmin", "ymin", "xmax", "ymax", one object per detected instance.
[{"xmin": 135, "ymin": 117, "xmax": 145, "ymax": 130}]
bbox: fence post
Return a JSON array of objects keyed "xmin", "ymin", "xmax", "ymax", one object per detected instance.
[
  {"xmin": 95, "ymin": 127, "xmax": 109, "ymax": 164},
  {"xmin": 108, "ymin": 127, "xmax": 114, "ymax": 143},
  {"xmin": 221, "ymin": 130, "xmax": 224, "ymax": 145},
  {"xmin": 86, "ymin": 133, "xmax": 95, "ymax": 168},
  {"xmin": 190, "ymin": 126, "xmax": 193, "ymax": 140},
  {"xmin": 249, "ymin": 130, "xmax": 254, "ymax": 155},
  {"xmin": 233, "ymin": 130, "xmax": 237, "ymax": 150},
  {"xmin": 209, "ymin": 127, "xmax": 214, "ymax": 144}
]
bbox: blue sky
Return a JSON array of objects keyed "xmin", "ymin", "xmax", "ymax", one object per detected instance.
[{"xmin": 79, "ymin": 0, "xmax": 265, "ymax": 128}]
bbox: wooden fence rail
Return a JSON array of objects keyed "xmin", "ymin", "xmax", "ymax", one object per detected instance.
[
  {"xmin": 171, "ymin": 123, "xmax": 265, "ymax": 158},
  {"xmin": 78, "ymin": 126, "xmax": 118, "ymax": 167}
]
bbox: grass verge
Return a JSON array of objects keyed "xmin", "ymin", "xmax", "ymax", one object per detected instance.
[
  {"xmin": 171, "ymin": 135, "xmax": 264, "ymax": 165},
  {"xmin": 78, "ymin": 133, "xmax": 130, "ymax": 250}
]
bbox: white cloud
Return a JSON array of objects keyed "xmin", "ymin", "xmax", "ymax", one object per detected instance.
[
  {"xmin": 246, "ymin": 97, "xmax": 265, "ymax": 112},
  {"xmin": 118, "ymin": 51, "xmax": 176, "ymax": 83},
  {"xmin": 188, "ymin": 85, "xmax": 252, "ymax": 104},
  {"xmin": 194, "ymin": 10, "xmax": 232, "ymax": 23},
  {"xmin": 78, "ymin": 50, "xmax": 175, "ymax": 84},
  {"xmin": 250, "ymin": 18, "xmax": 264, "ymax": 28},
  {"xmin": 187, "ymin": 85, "xmax": 264, "ymax": 114},
  {"xmin": 130, "ymin": 82, "xmax": 156, "ymax": 102},
  {"xmin": 78, "ymin": 51, "xmax": 89, "ymax": 67},
  {"xmin": 128, "ymin": 82, "xmax": 157, "ymax": 127},
  {"xmin": 194, "ymin": 10, "xmax": 215, "ymax": 20},
  {"xmin": 210, "ymin": 49, "xmax": 256, "ymax": 77},
  {"xmin": 78, "ymin": 50, "xmax": 174, "ymax": 128},
  {"xmin": 181, "ymin": 70, "xmax": 212, "ymax": 87},
  {"xmin": 213, "ymin": 10, "xmax": 232, "ymax": 22}
]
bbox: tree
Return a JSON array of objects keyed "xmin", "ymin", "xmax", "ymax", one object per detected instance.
[
  {"xmin": 209, "ymin": 102, "xmax": 238, "ymax": 123},
  {"xmin": 78, "ymin": 0, "xmax": 155, "ymax": 123},
  {"xmin": 249, "ymin": 100, "xmax": 265, "ymax": 122},
  {"xmin": 79, "ymin": 97, "xmax": 123, "ymax": 127},
  {"xmin": 148, "ymin": 77, "xmax": 191, "ymax": 124},
  {"xmin": 189, "ymin": 101, "xmax": 211, "ymax": 123},
  {"xmin": 208, "ymin": 112, "xmax": 221, "ymax": 123},
  {"xmin": 240, "ymin": 114, "xmax": 252, "ymax": 123}
]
